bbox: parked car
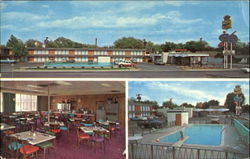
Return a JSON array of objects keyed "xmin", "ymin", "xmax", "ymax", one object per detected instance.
[
  {"xmin": 131, "ymin": 59, "xmax": 138, "ymax": 64},
  {"xmin": 154, "ymin": 60, "xmax": 165, "ymax": 65},
  {"xmin": 130, "ymin": 116, "xmax": 147, "ymax": 121},
  {"xmin": 130, "ymin": 116, "xmax": 141, "ymax": 121},
  {"xmin": 114, "ymin": 60, "xmax": 124, "ymax": 65},
  {"xmin": 118, "ymin": 61, "xmax": 136, "ymax": 67},
  {"xmin": 241, "ymin": 67, "xmax": 250, "ymax": 73},
  {"xmin": 137, "ymin": 119, "xmax": 163, "ymax": 129}
]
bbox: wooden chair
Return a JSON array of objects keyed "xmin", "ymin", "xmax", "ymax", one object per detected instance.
[
  {"xmin": 76, "ymin": 127, "xmax": 90, "ymax": 146},
  {"xmin": 37, "ymin": 139, "xmax": 55, "ymax": 159},
  {"xmin": 92, "ymin": 130, "xmax": 106, "ymax": 153},
  {"xmin": 4, "ymin": 135, "xmax": 22, "ymax": 158}
]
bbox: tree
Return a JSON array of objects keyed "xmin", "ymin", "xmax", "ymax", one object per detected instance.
[
  {"xmin": 161, "ymin": 42, "xmax": 177, "ymax": 52},
  {"xmin": 236, "ymin": 41, "xmax": 249, "ymax": 55},
  {"xmin": 180, "ymin": 102, "xmax": 194, "ymax": 108},
  {"xmin": 113, "ymin": 37, "xmax": 144, "ymax": 49},
  {"xmin": 184, "ymin": 40, "xmax": 209, "ymax": 52},
  {"xmin": 162, "ymin": 100, "xmax": 178, "ymax": 109},
  {"xmin": 6, "ymin": 35, "xmax": 27, "ymax": 60},
  {"xmin": 144, "ymin": 41, "xmax": 163, "ymax": 53},
  {"xmin": 25, "ymin": 39, "xmax": 43, "ymax": 48},
  {"xmin": 207, "ymin": 100, "xmax": 220, "ymax": 106}
]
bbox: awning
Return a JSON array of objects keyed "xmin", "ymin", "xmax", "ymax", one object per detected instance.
[
  {"xmin": 168, "ymin": 53, "xmax": 209, "ymax": 57},
  {"xmin": 193, "ymin": 108, "xmax": 229, "ymax": 112}
]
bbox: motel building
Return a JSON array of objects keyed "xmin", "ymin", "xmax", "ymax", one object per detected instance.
[
  {"xmin": 27, "ymin": 48, "xmax": 147, "ymax": 63},
  {"xmin": 128, "ymin": 102, "xmax": 155, "ymax": 119}
]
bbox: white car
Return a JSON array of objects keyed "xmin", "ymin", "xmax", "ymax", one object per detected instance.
[
  {"xmin": 118, "ymin": 61, "xmax": 136, "ymax": 67},
  {"xmin": 241, "ymin": 67, "xmax": 250, "ymax": 73}
]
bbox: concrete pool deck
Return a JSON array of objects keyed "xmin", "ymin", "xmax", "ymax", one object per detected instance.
[{"xmin": 137, "ymin": 124, "xmax": 249, "ymax": 154}]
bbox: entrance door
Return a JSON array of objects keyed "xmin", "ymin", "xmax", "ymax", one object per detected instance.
[{"xmin": 175, "ymin": 114, "xmax": 181, "ymax": 126}]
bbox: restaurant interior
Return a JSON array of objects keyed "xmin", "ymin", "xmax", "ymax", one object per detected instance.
[{"xmin": 0, "ymin": 81, "xmax": 125, "ymax": 159}]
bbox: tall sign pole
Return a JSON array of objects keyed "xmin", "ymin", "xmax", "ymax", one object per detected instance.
[{"xmin": 219, "ymin": 15, "xmax": 238, "ymax": 69}]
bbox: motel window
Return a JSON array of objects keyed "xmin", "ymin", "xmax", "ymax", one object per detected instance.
[
  {"xmin": 131, "ymin": 105, "xmax": 135, "ymax": 111},
  {"xmin": 15, "ymin": 94, "xmax": 37, "ymax": 112}
]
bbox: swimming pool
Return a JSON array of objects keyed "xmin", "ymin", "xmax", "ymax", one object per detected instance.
[
  {"xmin": 44, "ymin": 62, "xmax": 113, "ymax": 68},
  {"xmin": 160, "ymin": 124, "xmax": 223, "ymax": 146}
]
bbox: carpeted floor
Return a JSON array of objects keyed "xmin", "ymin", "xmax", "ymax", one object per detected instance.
[
  {"xmin": 0, "ymin": 128, "xmax": 126, "ymax": 159},
  {"xmin": 40, "ymin": 129, "xmax": 126, "ymax": 159}
]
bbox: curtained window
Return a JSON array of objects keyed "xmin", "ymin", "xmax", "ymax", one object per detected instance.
[{"xmin": 15, "ymin": 94, "xmax": 37, "ymax": 111}]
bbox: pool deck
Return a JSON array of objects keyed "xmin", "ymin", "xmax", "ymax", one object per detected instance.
[{"xmin": 138, "ymin": 124, "xmax": 249, "ymax": 154}]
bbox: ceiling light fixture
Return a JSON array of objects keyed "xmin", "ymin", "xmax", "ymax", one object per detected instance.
[{"xmin": 101, "ymin": 83, "xmax": 111, "ymax": 87}]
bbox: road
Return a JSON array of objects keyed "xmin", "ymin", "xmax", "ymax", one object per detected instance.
[
  {"xmin": 1, "ymin": 63, "xmax": 249, "ymax": 78},
  {"xmin": 1, "ymin": 70, "xmax": 248, "ymax": 78}
]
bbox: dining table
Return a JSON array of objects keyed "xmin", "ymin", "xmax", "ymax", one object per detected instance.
[
  {"xmin": 98, "ymin": 120, "xmax": 120, "ymax": 126},
  {"xmin": 10, "ymin": 131, "xmax": 56, "ymax": 145},
  {"xmin": 44, "ymin": 121, "xmax": 64, "ymax": 127},
  {"xmin": 0, "ymin": 123, "xmax": 16, "ymax": 131},
  {"xmin": 80, "ymin": 126, "xmax": 109, "ymax": 134}
]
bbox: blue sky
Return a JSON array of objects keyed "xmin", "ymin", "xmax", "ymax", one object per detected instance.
[
  {"xmin": 128, "ymin": 81, "xmax": 249, "ymax": 106},
  {"xmin": 0, "ymin": 1, "xmax": 249, "ymax": 47}
]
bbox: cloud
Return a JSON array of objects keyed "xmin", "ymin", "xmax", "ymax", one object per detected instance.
[
  {"xmin": 146, "ymin": 82, "xmax": 225, "ymax": 104},
  {"xmin": 2, "ymin": 12, "xmax": 50, "ymax": 21},
  {"xmin": 0, "ymin": 2, "xmax": 7, "ymax": 10},
  {"xmin": 41, "ymin": 4, "xmax": 49, "ymax": 8},
  {"xmin": 141, "ymin": 95, "xmax": 152, "ymax": 101},
  {"xmin": 36, "ymin": 13, "xmax": 167, "ymax": 29}
]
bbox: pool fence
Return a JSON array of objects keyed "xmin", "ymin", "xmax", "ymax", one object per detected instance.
[{"xmin": 128, "ymin": 143, "xmax": 248, "ymax": 159}]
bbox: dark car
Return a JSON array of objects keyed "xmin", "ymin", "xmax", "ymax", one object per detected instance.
[
  {"xmin": 130, "ymin": 116, "xmax": 141, "ymax": 121},
  {"xmin": 137, "ymin": 119, "xmax": 163, "ymax": 129},
  {"xmin": 154, "ymin": 61, "xmax": 165, "ymax": 65}
]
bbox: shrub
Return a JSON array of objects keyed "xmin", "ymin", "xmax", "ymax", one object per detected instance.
[
  {"xmin": 81, "ymin": 66, "xmax": 85, "ymax": 69},
  {"xmin": 44, "ymin": 66, "xmax": 48, "ymax": 69}
]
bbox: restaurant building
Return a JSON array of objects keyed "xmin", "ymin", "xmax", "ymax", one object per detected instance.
[{"xmin": 27, "ymin": 47, "xmax": 147, "ymax": 63}]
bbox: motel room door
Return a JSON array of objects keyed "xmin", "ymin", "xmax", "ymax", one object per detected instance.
[{"xmin": 175, "ymin": 114, "xmax": 181, "ymax": 126}]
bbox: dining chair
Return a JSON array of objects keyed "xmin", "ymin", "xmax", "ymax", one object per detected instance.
[
  {"xmin": 37, "ymin": 139, "xmax": 55, "ymax": 159},
  {"xmin": 76, "ymin": 114, "xmax": 82, "ymax": 118},
  {"xmin": 80, "ymin": 122, "xmax": 93, "ymax": 127},
  {"xmin": 59, "ymin": 121, "xmax": 70, "ymax": 134},
  {"xmin": 5, "ymin": 135, "xmax": 23, "ymax": 158},
  {"xmin": 76, "ymin": 127, "xmax": 90, "ymax": 146},
  {"xmin": 19, "ymin": 139, "xmax": 39, "ymax": 159},
  {"xmin": 92, "ymin": 130, "xmax": 106, "ymax": 153}
]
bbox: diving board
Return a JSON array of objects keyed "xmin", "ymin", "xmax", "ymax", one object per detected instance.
[{"xmin": 173, "ymin": 136, "xmax": 189, "ymax": 147}]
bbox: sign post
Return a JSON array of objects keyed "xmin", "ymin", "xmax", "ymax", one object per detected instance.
[{"xmin": 219, "ymin": 15, "xmax": 238, "ymax": 69}]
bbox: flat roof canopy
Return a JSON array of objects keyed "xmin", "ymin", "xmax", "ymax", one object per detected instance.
[
  {"xmin": 193, "ymin": 108, "xmax": 229, "ymax": 112},
  {"xmin": 168, "ymin": 53, "xmax": 209, "ymax": 57}
]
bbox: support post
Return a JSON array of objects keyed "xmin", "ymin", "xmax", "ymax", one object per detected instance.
[
  {"xmin": 48, "ymin": 85, "xmax": 50, "ymax": 122},
  {"xmin": 150, "ymin": 145, "xmax": 154, "ymax": 159},
  {"xmin": 230, "ymin": 42, "xmax": 233, "ymax": 69},
  {"xmin": 172, "ymin": 147, "xmax": 175, "ymax": 159}
]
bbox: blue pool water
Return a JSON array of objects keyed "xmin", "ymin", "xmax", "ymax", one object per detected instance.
[
  {"xmin": 160, "ymin": 124, "xmax": 223, "ymax": 146},
  {"xmin": 44, "ymin": 62, "xmax": 113, "ymax": 67}
]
